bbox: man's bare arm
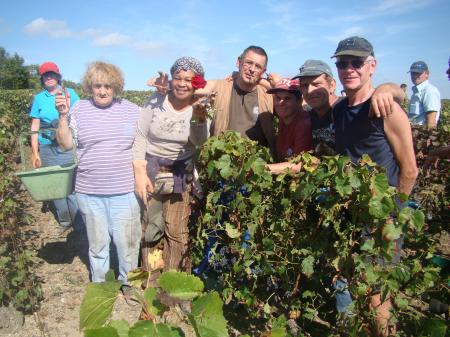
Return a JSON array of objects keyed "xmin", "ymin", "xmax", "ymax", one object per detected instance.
[
  {"xmin": 370, "ymin": 83, "xmax": 406, "ymax": 118},
  {"xmin": 383, "ymin": 102, "xmax": 418, "ymax": 195},
  {"xmin": 425, "ymin": 111, "xmax": 437, "ymax": 129}
]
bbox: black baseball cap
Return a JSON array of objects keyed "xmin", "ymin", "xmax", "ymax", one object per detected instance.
[
  {"xmin": 408, "ymin": 61, "xmax": 428, "ymax": 73},
  {"xmin": 332, "ymin": 36, "xmax": 374, "ymax": 58}
]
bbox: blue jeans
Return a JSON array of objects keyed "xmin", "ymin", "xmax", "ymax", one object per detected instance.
[
  {"xmin": 76, "ymin": 192, "xmax": 141, "ymax": 283},
  {"xmin": 333, "ymin": 278, "xmax": 353, "ymax": 315},
  {"xmin": 39, "ymin": 144, "xmax": 81, "ymax": 227}
]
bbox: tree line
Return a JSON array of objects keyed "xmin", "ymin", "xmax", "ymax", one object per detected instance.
[{"xmin": 0, "ymin": 47, "xmax": 80, "ymax": 91}]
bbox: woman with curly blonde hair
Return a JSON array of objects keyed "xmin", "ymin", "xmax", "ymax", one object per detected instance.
[{"xmin": 55, "ymin": 61, "xmax": 141, "ymax": 288}]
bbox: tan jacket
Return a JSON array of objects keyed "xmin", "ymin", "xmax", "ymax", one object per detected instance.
[{"xmin": 210, "ymin": 79, "xmax": 275, "ymax": 155}]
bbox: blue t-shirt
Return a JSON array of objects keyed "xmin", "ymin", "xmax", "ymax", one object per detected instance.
[{"xmin": 29, "ymin": 86, "xmax": 80, "ymax": 145}]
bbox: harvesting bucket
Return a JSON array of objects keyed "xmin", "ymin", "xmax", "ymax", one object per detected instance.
[
  {"xmin": 15, "ymin": 163, "xmax": 76, "ymax": 201},
  {"xmin": 15, "ymin": 129, "xmax": 77, "ymax": 201}
]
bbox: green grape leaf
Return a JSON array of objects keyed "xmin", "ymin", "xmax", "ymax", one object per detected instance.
[
  {"xmin": 301, "ymin": 255, "xmax": 315, "ymax": 277},
  {"xmin": 109, "ymin": 320, "xmax": 130, "ymax": 337},
  {"xmin": 158, "ymin": 271, "xmax": 204, "ymax": 300},
  {"xmin": 79, "ymin": 281, "xmax": 122, "ymax": 330},
  {"xmin": 144, "ymin": 287, "xmax": 166, "ymax": 316},
  {"xmin": 85, "ymin": 326, "xmax": 119, "ymax": 337},
  {"xmin": 129, "ymin": 321, "xmax": 183, "ymax": 337},
  {"xmin": 225, "ymin": 223, "xmax": 240, "ymax": 239},
  {"xmin": 382, "ymin": 223, "xmax": 402, "ymax": 241},
  {"xmin": 188, "ymin": 292, "xmax": 228, "ymax": 337}
]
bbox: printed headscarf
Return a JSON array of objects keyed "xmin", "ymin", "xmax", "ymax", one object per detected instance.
[{"xmin": 170, "ymin": 57, "xmax": 204, "ymax": 77}]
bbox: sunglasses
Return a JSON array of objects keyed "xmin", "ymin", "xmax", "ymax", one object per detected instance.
[{"xmin": 335, "ymin": 59, "xmax": 370, "ymax": 70}]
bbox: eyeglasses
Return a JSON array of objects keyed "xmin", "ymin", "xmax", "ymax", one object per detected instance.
[
  {"xmin": 335, "ymin": 59, "xmax": 370, "ymax": 70},
  {"xmin": 241, "ymin": 59, "xmax": 265, "ymax": 72}
]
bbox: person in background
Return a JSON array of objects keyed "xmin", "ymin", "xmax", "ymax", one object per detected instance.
[
  {"xmin": 423, "ymin": 57, "xmax": 450, "ymax": 173},
  {"xmin": 55, "ymin": 62, "xmax": 141, "ymax": 294},
  {"xmin": 447, "ymin": 57, "xmax": 450, "ymax": 81},
  {"xmin": 133, "ymin": 57, "xmax": 209, "ymax": 274},
  {"xmin": 408, "ymin": 61, "xmax": 441, "ymax": 128},
  {"xmin": 332, "ymin": 36, "xmax": 418, "ymax": 336},
  {"xmin": 265, "ymin": 78, "xmax": 312, "ymax": 174},
  {"xmin": 399, "ymin": 83, "xmax": 409, "ymax": 111},
  {"xmin": 29, "ymin": 61, "xmax": 81, "ymax": 230},
  {"xmin": 340, "ymin": 89, "xmax": 346, "ymax": 97}
]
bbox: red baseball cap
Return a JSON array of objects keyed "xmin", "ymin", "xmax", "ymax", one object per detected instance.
[
  {"xmin": 39, "ymin": 62, "xmax": 61, "ymax": 76},
  {"xmin": 267, "ymin": 78, "xmax": 300, "ymax": 94}
]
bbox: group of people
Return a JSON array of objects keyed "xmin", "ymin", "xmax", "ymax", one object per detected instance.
[{"xmin": 29, "ymin": 36, "xmax": 447, "ymax": 336}]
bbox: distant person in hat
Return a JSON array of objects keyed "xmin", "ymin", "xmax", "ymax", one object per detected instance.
[
  {"xmin": 332, "ymin": 36, "xmax": 418, "ymax": 336},
  {"xmin": 399, "ymin": 83, "xmax": 409, "ymax": 110},
  {"xmin": 29, "ymin": 61, "xmax": 81, "ymax": 230},
  {"xmin": 265, "ymin": 78, "xmax": 312, "ymax": 173},
  {"xmin": 408, "ymin": 61, "xmax": 441, "ymax": 128},
  {"xmin": 423, "ymin": 57, "xmax": 450, "ymax": 173}
]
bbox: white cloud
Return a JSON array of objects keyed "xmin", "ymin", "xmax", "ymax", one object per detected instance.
[
  {"xmin": 23, "ymin": 17, "xmax": 72, "ymax": 38},
  {"xmin": 385, "ymin": 23, "xmax": 418, "ymax": 35},
  {"xmin": 135, "ymin": 41, "xmax": 170, "ymax": 57},
  {"xmin": 324, "ymin": 26, "xmax": 366, "ymax": 43},
  {"xmin": 92, "ymin": 33, "xmax": 131, "ymax": 47},
  {"xmin": 374, "ymin": 0, "xmax": 434, "ymax": 12}
]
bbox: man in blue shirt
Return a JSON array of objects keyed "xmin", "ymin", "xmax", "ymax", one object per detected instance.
[
  {"xmin": 407, "ymin": 61, "xmax": 441, "ymax": 128},
  {"xmin": 29, "ymin": 61, "xmax": 81, "ymax": 229}
]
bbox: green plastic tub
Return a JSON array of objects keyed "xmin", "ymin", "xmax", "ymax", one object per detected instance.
[{"xmin": 15, "ymin": 163, "xmax": 76, "ymax": 201}]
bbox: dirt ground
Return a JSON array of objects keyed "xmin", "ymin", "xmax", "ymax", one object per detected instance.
[{"xmin": 2, "ymin": 196, "xmax": 142, "ymax": 337}]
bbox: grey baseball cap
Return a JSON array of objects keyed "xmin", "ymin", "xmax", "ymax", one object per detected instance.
[
  {"xmin": 332, "ymin": 36, "xmax": 374, "ymax": 58},
  {"xmin": 408, "ymin": 61, "xmax": 428, "ymax": 73},
  {"xmin": 293, "ymin": 59, "xmax": 334, "ymax": 79}
]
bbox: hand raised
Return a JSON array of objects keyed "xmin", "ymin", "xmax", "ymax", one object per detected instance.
[
  {"xmin": 147, "ymin": 71, "xmax": 169, "ymax": 94},
  {"xmin": 55, "ymin": 86, "xmax": 70, "ymax": 116}
]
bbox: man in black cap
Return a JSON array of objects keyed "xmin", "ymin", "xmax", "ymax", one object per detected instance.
[
  {"xmin": 408, "ymin": 60, "xmax": 441, "ymax": 128},
  {"xmin": 331, "ymin": 36, "xmax": 418, "ymax": 336}
]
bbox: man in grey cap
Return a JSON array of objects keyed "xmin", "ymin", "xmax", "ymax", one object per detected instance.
[
  {"xmin": 294, "ymin": 59, "xmax": 340, "ymax": 156},
  {"xmin": 408, "ymin": 61, "xmax": 441, "ymax": 128},
  {"xmin": 331, "ymin": 36, "xmax": 418, "ymax": 336},
  {"xmin": 294, "ymin": 59, "xmax": 404, "ymax": 157}
]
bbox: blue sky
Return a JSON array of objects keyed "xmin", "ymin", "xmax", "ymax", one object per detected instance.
[{"xmin": 1, "ymin": 0, "xmax": 449, "ymax": 97}]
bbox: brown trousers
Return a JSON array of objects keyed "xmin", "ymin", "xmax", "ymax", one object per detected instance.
[{"xmin": 141, "ymin": 190, "xmax": 192, "ymax": 275}]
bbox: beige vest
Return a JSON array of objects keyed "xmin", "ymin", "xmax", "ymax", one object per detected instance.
[{"xmin": 210, "ymin": 80, "xmax": 275, "ymax": 154}]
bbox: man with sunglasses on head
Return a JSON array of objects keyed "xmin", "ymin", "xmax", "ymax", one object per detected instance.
[
  {"xmin": 407, "ymin": 61, "xmax": 441, "ymax": 129},
  {"xmin": 331, "ymin": 36, "xmax": 418, "ymax": 336}
]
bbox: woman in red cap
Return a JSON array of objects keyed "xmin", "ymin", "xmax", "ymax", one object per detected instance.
[{"xmin": 29, "ymin": 61, "xmax": 82, "ymax": 230}]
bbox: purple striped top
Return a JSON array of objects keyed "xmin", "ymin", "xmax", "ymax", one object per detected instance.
[{"xmin": 69, "ymin": 99, "xmax": 140, "ymax": 195}]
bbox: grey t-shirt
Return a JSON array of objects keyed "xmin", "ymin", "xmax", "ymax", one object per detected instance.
[
  {"xmin": 133, "ymin": 93, "xmax": 207, "ymax": 161},
  {"xmin": 227, "ymin": 83, "xmax": 267, "ymax": 146}
]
